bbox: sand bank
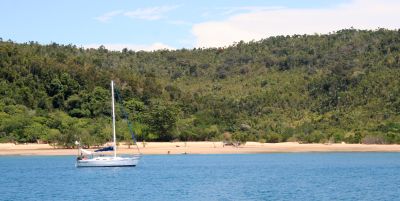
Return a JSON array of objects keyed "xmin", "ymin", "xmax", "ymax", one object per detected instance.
[{"xmin": 1, "ymin": 142, "xmax": 400, "ymax": 156}]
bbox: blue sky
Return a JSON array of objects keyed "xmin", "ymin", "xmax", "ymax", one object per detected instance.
[{"xmin": 1, "ymin": 0, "xmax": 399, "ymax": 51}]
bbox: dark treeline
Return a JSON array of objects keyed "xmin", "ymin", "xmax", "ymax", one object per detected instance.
[{"xmin": 1, "ymin": 29, "xmax": 400, "ymax": 147}]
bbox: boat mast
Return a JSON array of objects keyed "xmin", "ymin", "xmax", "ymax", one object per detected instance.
[{"xmin": 111, "ymin": 80, "xmax": 117, "ymax": 158}]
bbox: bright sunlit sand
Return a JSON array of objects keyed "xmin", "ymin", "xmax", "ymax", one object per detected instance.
[{"xmin": 1, "ymin": 142, "xmax": 400, "ymax": 156}]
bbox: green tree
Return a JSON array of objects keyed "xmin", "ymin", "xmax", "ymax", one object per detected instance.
[{"xmin": 145, "ymin": 103, "xmax": 179, "ymax": 141}]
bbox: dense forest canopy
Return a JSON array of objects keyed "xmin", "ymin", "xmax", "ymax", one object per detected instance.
[{"xmin": 1, "ymin": 29, "xmax": 400, "ymax": 147}]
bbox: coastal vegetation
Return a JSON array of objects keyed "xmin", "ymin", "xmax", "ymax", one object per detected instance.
[{"xmin": 1, "ymin": 29, "xmax": 400, "ymax": 147}]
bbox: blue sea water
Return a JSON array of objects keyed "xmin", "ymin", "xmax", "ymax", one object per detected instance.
[{"xmin": 1, "ymin": 153, "xmax": 400, "ymax": 201}]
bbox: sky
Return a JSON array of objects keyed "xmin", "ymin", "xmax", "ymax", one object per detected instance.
[{"xmin": 1, "ymin": 0, "xmax": 399, "ymax": 51}]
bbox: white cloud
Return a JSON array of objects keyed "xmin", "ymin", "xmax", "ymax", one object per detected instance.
[
  {"xmin": 192, "ymin": 0, "xmax": 400, "ymax": 48},
  {"xmin": 124, "ymin": 5, "xmax": 179, "ymax": 20},
  {"xmin": 95, "ymin": 10, "xmax": 123, "ymax": 23},
  {"xmin": 83, "ymin": 43, "xmax": 175, "ymax": 52},
  {"xmin": 219, "ymin": 6, "xmax": 284, "ymax": 16}
]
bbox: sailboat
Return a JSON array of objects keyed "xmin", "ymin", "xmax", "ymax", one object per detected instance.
[{"xmin": 76, "ymin": 80, "xmax": 141, "ymax": 167}]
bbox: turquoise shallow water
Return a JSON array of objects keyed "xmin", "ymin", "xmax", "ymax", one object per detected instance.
[{"xmin": 1, "ymin": 153, "xmax": 400, "ymax": 201}]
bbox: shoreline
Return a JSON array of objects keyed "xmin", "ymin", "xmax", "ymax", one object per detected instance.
[{"xmin": 1, "ymin": 142, "xmax": 400, "ymax": 156}]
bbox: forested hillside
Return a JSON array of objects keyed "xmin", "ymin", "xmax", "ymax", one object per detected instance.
[{"xmin": 1, "ymin": 29, "xmax": 400, "ymax": 147}]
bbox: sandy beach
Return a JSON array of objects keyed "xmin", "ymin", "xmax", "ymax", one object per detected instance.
[{"xmin": 1, "ymin": 142, "xmax": 400, "ymax": 156}]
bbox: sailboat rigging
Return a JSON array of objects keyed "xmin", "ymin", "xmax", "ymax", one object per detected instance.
[{"xmin": 76, "ymin": 80, "xmax": 141, "ymax": 167}]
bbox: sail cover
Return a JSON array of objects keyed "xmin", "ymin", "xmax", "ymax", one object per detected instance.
[{"xmin": 94, "ymin": 146, "xmax": 114, "ymax": 152}]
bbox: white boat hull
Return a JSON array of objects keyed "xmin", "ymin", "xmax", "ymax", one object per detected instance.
[{"xmin": 76, "ymin": 156, "xmax": 141, "ymax": 167}]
